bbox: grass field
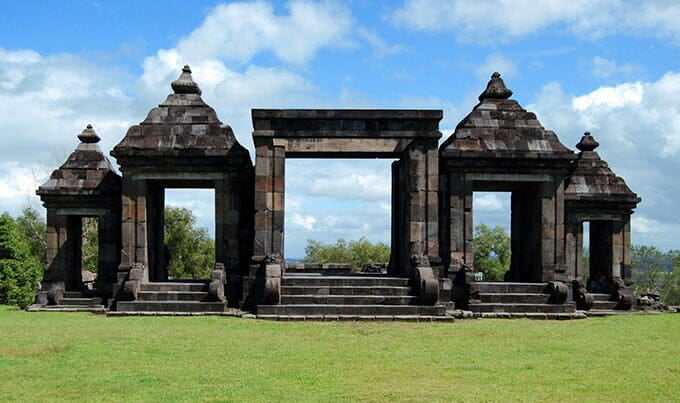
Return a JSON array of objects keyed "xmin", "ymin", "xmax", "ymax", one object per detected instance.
[{"xmin": 0, "ymin": 306, "xmax": 678, "ymax": 401}]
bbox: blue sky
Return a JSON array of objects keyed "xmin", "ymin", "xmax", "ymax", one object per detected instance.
[{"xmin": 1, "ymin": 0, "xmax": 678, "ymax": 258}]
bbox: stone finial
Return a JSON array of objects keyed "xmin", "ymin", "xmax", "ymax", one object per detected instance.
[
  {"xmin": 77, "ymin": 124, "xmax": 101, "ymax": 143},
  {"xmin": 478, "ymin": 72, "xmax": 513, "ymax": 101},
  {"xmin": 576, "ymin": 131, "xmax": 600, "ymax": 152},
  {"xmin": 171, "ymin": 65, "xmax": 202, "ymax": 95}
]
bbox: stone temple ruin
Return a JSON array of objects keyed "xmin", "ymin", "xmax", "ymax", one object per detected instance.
[{"xmin": 31, "ymin": 67, "xmax": 640, "ymax": 319}]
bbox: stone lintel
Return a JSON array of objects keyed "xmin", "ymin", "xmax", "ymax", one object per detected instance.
[
  {"xmin": 55, "ymin": 207, "xmax": 109, "ymax": 217},
  {"xmin": 468, "ymin": 173, "xmax": 552, "ymax": 182},
  {"xmin": 252, "ymin": 109, "xmax": 443, "ymax": 138},
  {"xmin": 132, "ymin": 172, "xmax": 225, "ymax": 181},
  {"xmin": 272, "ymin": 137, "xmax": 412, "ymax": 156}
]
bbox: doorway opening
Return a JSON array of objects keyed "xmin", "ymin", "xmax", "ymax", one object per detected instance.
[
  {"xmin": 472, "ymin": 192, "xmax": 510, "ymax": 281},
  {"xmin": 285, "ymin": 159, "xmax": 392, "ymax": 271}
]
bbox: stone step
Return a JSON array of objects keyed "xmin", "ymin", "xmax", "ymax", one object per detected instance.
[
  {"xmin": 472, "ymin": 282, "xmax": 548, "ymax": 294},
  {"xmin": 468, "ymin": 302, "xmax": 576, "ymax": 314},
  {"xmin": 137, "ymin": 291, "xmax": 208, "ymax": 302},
  {"xmin": 478, "ymin": 293, "xmax": 550, "ymax": 304},
  {"xmin": 257, "ymin": 304, "xmax": 445, "ymax": 316},
  {"xmin": 592, "ymin": 301, "xmax": 618, "ymax": 310},
  {"xmin": 280, "ymin": 295, "xmax": 420, "ymax": 305},
  {"xmin": 63, "ymin": 291, "xmax": 86, "ymax": 298},
  {"xmin": 140, "ymin": 282, "xmax": 208, "ymax": 292},
  {"xmin": 256, "ymin": 314, "xmax": 455, "ymax": 322},
  {"xmin": 590, "ymin": 293, "xmax": 613, "ymax": 302},
  {"xmin": 60, "ymin": 297, "xmax": 103, "ymax": 306},
  {"xmin": 26, "ymin": 305, "xmax": 106, "ymax": 313},
  {"xmin": 282, "ymin": 275, "xmax": 409, "ymax": 287},
  {"xmin": 282, "ymin": 285, "xmax": 412, "ymax": 296},
  {"xmin": 116, "ymin": 301, "xmax": 225, "ymax": 312}
]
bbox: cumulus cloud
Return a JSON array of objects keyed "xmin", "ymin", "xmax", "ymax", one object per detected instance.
[
  {"xmin": 475, "ymin": 53, "xmax": 517, "ymax": 80},
  {"xmin": 288, "ymin": 159, "xmax": 392, "ymax": 202},
  {"xmin": 390, "ymin": 0, "xmax": 680, "ymax": 45},
  {"xmin": 137, "ymin": 0, "xmax": 354, "ymax": 151},
  {"xmin": 474, "ymin": 193, "xmax": 505, "ymax": 212},
  {"xmin": 590, "ymin": 57, "xmax": 640, "ymax": 79},
  {"xmin": 0, "ymin": 48, "xmax": 137, "ymax": 215},
  {"xmin": 530, "ymin": 72, "xmax": 680, "ymax": 249}
]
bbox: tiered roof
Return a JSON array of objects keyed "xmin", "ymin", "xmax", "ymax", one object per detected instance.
[
  {"xmin": 37, "ymin": 125, "xmax": 121, "ymax": 198},
  {"xmin": 565, "ymin": 132, "xmax": 640, "ymax": 208},
  {"xmin": 441, "ymin": 72, "xmax": 574, "ymax": 160},
  {"xmin": 111, "ymin": 65, "xmax": 249, "ymax": 163}
]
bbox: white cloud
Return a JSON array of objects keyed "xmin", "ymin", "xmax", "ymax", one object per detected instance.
[
  {"xmin": 288, "ymin": 160, "xmax": 392, "ymax": 202},
  {"xmin": 390, "ymin": 0, "xmax": 680, "ymax": 44},
  {"xmin": 357, "ymin": 27, "xmax": 406, "ymax": 58},
  {"xmin": 174, "ymin": 0, "xmax": 353, "ymax": 65},
  {"xmin": 475, "ymin": 53, "xmax": 517, "ymax": 80},
  {"xmin": 0, "ymin": 48, "xmax": 135, "ymax": 200},
  {"xmin": 530, "ymin": 71, "xmax": 680, "ymax": 249},
  {"xmin": 590, "ymin": 57, "xmax": 640, "ymax": 79},
  {"xmin": 572, "ymin": 82, "xmax": 643, "ymax": 110},
  {"xmin": 474, "ymin": 193, "xmax": 505, "ymax": 212},
  {"xmin": 290, "ymin": 213, "xmax": 317, "ymax": 231},
  {"xmin": 0, "ymin": 162, "xmax": 45, "ymax": 215}
]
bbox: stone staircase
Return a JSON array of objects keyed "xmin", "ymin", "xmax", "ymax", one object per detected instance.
[
  {"xmin": 27, "ymin": 291, "xmax": 106, "ymax": 312},
  {"xmin": 589, "ymin": 292, "xmax": 618, "ymax": 310},
  {"xmin": 114, "ymin": 281, "xmax": 226, "ymax": 313},
  {"xmin": 468, "ymin": 282, "xmax": 582, "ymax": 318},
  {"xmin": 256, "ymin": 273, "xmax": 451, "ymax": 321}
]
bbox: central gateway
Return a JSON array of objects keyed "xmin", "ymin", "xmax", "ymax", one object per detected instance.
[{"xmin": 245, "ymin": 109, "xmax": 444, "ymax": 306}]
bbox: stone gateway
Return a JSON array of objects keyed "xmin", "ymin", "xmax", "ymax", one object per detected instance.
[{"xmin": 31, "ymin": 67, "xmax": 640, "ymax": 319}]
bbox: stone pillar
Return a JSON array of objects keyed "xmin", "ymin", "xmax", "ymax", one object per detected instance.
[
  {"xmin": 253, "ymin": 141, "xmax": 273, "ymax": 260},
  {"xmin": 564, "ymin": 216, "xmax": 584, "ymax": 281},
  {"xmin": 389, "ymin": 160, "xmax": 401, "ymax": 275},
  {"xmin": 272, "ymin": 145, "xmax": 285, "ymax": 259},
  {"xmin": 97, "ymin": 209, "xmax": 121, "ymax": 295},
  {"xmin": 446, "ymin": 172, "xmax": 473, "ymax": 272},
  {"xmin": 119, "ymin": 176, "xmax": 149, "ymax": 282},
  {"xmin": 424, "ymin": 142, "xmax": 439, "ymax": 265},
  {"xmin": 216, "ymin": 173, "xmax": 243, "ymax": 270},
  {"xmin": 539, "ymin": 178, "xmax": 566, "ymax": 281}
]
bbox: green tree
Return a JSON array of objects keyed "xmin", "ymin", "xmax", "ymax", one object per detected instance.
[
  {"xmin": 631, "ymin": 245, "xmax": 668, "ymax": 292},
  {"xmin": 303, "ymin": 237, "xmax": 390, "ymax": 271},
  {"xmin": 660, "ymin": 250, "xmax": 680, "ymax": 305},
  {"xmin": 14, "ymin": 207, "xmax": 46, "ymax": 266},
  {"xmin": 81, "ymin": 217, "xmax": 98, "ymax": 273},
  {"xmin": 473, "ymin": 224, "xmax": 511, "ymax": 281},
  {"xmin": 164, "ymin": 206, "xmax": 215, "ymax": 279},
  {"xmin": 0, "ymin": 213, "xmax": 42, "ymax": 308}
]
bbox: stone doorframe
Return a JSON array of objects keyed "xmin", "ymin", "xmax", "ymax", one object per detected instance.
[{"xmin": 246, "ymin": 109, "xmax": 442, "ymax": 305}]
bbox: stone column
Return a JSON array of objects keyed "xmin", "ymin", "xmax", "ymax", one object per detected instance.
[
  {"xmin": 424, "ymin": 142, "xmax": 439, "ymax": 265},
  {"xmin": 272, "ymin": 145, "xmax": 285, "ymax": 259},
  {"xmin": 564, "ymin": 216, "xmax": 584, "ymax": 281},
  {"xmin": 216, "ymin": 173, "xmax": 242, "ymax": 270},
  {"xmin": 253, "ymin": 141, "xmax": 273, "ymax": 260},
  {"xmin": 118, "ymin": 176, "xmax": 149, "ymax": 282},
  {"xmin": 446, "ymin": 172, "xmax": 473, "ymax": 273},
  {"xmin": 97, "ymin": 209, "xmax": 121, "ymax": 295},
  {"xmin": 389, "ymin": 160, "xmax": 401, "ymax": 275}
]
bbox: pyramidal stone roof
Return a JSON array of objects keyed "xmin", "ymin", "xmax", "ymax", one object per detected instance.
[
  {"xmin": 565, "ymin": 132, "xmax": 640, "ymax": 206},
  {"xmin": 441, "ymin": 72, "xmax": 574, "ymax": 160},
  {"xmin": 111, "ymin": 65, "xmax": 249, "ymax": 162},
  {"xmin": 37, "ymin": 125, "xmax": 121, "ymax": 197}
]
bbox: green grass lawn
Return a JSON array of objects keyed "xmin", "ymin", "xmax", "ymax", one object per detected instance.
[{"xmin": 0, "ymin": 306, "xmax": 678, "ymax": 401}]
